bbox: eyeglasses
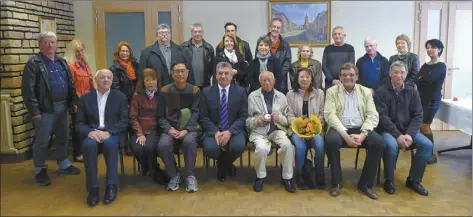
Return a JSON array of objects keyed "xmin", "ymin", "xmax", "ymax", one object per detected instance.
[
  {"xmin": 340, "ymin": 73, "xmax": 356, "ymax": 78},
  {"xmin": 173, "ymin": 69, "xmax": 187, "ymax": 74},
  {"xmin": 157, "ymin": 31, "xmax": 170, "ymax": 36}
]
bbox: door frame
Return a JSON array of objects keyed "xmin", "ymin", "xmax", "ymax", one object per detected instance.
[{"xmin": 93, "ymin": 1, "xmax": 183, "ymax": 69}]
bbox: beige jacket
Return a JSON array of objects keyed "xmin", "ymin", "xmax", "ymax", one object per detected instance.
[
  {"xmin": 246, "ymin": 88, "xmax": 293, "ymax": 136},
  {"xmin": 286, "ymin": 88, "xmax": 325, "ymax": 135},
  {"xmin": 324, "ymin": 84, "xmax": 379, "ymax": 134}
]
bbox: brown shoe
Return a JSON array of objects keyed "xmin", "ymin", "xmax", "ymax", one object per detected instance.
[{"xmin": 329, "ymin": 184, "xmax": 342, "ymax": 197}]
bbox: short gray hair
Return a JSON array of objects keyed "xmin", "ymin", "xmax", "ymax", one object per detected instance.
[
  {"xmin": 259, "ymin": 71, "xmax": 275, "ymax": 82},
  {"xmin": 332, "ymin": 26, "xmax": 344, "ymax": 32},
  {"xmin": 37, "ymin": 31, "xmax": 57, "ymax": 43},
  {"xmin": 190, "ymin": 23, "xmax": 204, "ymax": 33},
  {"xmin": 389, "ymin": 61, "xmax": 408, "ymax": 74},
  {"xmin": 156, "ymin": 24, "xmax": 170, "ymax": 33},
  {"xmin": 364, "ymin": 37, "xmax": 376, "ymax": 45},
  {"xmin": 257, "ymin": 35, "xmax": 271, "ymax": 47},
  {"xmin": 215, "ymin": 62, "xmax": 233, "ymax": 74},
  {"xmin": 94, "ymin": 69, "xmax": 113, "ymax": 79}
]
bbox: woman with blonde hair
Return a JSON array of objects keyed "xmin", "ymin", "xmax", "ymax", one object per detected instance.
[
  {"xmin": 388, "ymin": 34, "xmax": 420, "ymax": 88},
  {"xmin": 289, "ymin": 44, "xmax": 323, "ymax": 91},
  {"xmin": 64, "ymin": 38, "xmax": 94, "ymax": 162}
]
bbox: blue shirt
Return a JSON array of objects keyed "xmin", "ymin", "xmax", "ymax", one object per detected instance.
[
  {"xmin": 41, "ymin": 54, "xmax": 68, "ymax": 102},
  {"xmin": 361, "ymin": 55, "xmax": 381, "ymax": 88}
]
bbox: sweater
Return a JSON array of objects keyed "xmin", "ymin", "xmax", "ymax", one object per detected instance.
[{"xmin": 322, "ymin": 43, "xmax": 355, "ymax": 82}]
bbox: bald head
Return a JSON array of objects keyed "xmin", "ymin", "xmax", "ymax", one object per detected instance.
[
  {"xmin": 95, "ymin": 69, "xmax": 113, "ymax": 91},
  {"xmin": 364, "ymin": 37, "xmax": 377, "ymax": 57}
]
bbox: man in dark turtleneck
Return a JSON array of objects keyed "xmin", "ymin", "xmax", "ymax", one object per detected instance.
[{"xmin": 246, "ymin": 71, "xmax": 295, "ymax": 193}]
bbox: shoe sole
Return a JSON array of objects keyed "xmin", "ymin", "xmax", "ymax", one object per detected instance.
[
  {"xmin": 167, "ymin": 186, "xmax": 179, "ymax": 191},
  {"xmin": 37, "ymin": 181, "xmax": 51, "ymax": 186},
  {"xmin": 186, "ymin": 187, "xmax": 198, "ymax": 193},
  {"xmin": 59, "ymin": 171, "xmax": 80, "ymax": 175}
]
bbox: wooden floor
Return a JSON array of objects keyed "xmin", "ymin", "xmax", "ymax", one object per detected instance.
[{"xmin": 1, "ymin": 131, "xmax": 471, "ymax": 216}]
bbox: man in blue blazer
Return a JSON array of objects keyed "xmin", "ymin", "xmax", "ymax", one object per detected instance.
[
  {"xmin": 200, "ymin": 62, "xmax": 248, "ymax": 181},
  {"xmin": 76, "ymin": 69, "xmax": 129, "ymax": 207}
]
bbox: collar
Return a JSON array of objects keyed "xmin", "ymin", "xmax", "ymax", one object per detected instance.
[
  {"xmin": 191, "ymin": 39, "xmax": 203, "ymax": 47},
  {"xmin": 97, "ymin": 89, "xmax": 111, "ymax": 97},
  {"xmin": 40, "ymin": 52, "xmax": 58, "ymax": 62},
  {"xmin": 218, "ymin": 83, "xmax": 230, "ymax": 93},
  {"xmin": 391, "ymin": 82, "xmax": 404, "ymax": 91},
  {"xmin": 343, "ymin": 85, "xmax": 356, "ymax": 94}
]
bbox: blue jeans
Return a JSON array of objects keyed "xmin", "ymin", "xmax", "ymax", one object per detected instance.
[
  {"xmin": 291, "ymin": 134, "xmax": 324, "ymax": 173},
  {"xmin": 32, "ymin": 104, "xmax": 71, "ymax": 175},
  {"xmin": 83, "ymin": 136, "xmax": 119, "ymax": 189},
  {"xmin": 381, "ymin": 132, "xmax": 433, "ymax": 183}
]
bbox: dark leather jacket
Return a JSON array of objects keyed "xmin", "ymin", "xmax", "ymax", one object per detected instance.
[{"xmin": 109, "ymin": 60, "xmax": 139, "ymax": 103}]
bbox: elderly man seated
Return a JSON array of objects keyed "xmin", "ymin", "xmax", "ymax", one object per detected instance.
[
  {"xmin": 374, "ymin": 61, "xmax": 432, "ymax": 196},
  {"xmin": 76, "ymin": 69, "xmax": 129, "ymax": 207},
  {"xmin": 246, "ymin": 71, "xmax": 295, "ymax": 193},
  {"xmin": 324, "ymin": 63, "xmax": 385, "ymax": 200}
]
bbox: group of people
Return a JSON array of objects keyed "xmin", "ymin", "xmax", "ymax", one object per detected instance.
[{"xmin": 21, "ymin": 18, "xmax": 447, "ymax": 207}]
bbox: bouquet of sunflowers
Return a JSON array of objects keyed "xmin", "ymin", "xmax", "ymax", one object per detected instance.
[{"xmin": 291, "ymin": 114, "xmax": 323, "ymax": 138}]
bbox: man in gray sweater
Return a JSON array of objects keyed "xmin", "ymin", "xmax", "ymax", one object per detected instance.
[{"xmin": 322, "ymin": 26, "xmax": 355, "ymax": 90}]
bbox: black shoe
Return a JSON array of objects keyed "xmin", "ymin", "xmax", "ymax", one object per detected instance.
[
  {"xmin": 217, "ymin": 160, "xmax": 227, "ymax": 182},
  {"xmin": 295, "ymin": 173, "xmax": 309, "ymax": 190},
  {"xmin": 59, "ymin": 165, "xmax": 81, "ymax": 175},
  {"xmin": 141, "ymin": 161, "xmax": 149, "ymax": 177},
  {"xmin": 358, "ymin": 185, "xmax": 378, "ymax": 200},
  {"xmin": 103, "ymin": 184, "xmax": 117, "ymax": 204},
  {"xmin": 227, "ymin": 164, "xmax": 236, "ymax": 177},
  {"xmin": 329, "ymin": 184, "xmax": 342, "ymax": 197},
  {"xmin": 253, "ymin": 178, "xmax": 264, "ymax": 192},
  {"xmin": 383, "ymin": 180, "xmax": 396, "ymax": 194},
  {"xmin": 427, "ymin": 154, "xmax": 438, "ymax": 164},
  {"xmin": 87, "ymin": 187, "xmax": 99, "ymax": 207},
  {"xmin": 315, "ymin": 173, "xmax": 326, "ymax": 189},
  {"xmin": 282, "ymin": 179, "xmax": 296, "ymax": 193},
  {"xmin": 405, "ymin": 177, "xmax": 429, "ymax": 196},
  {"xmin": 35, "ymin": 168, "xmax": 51, "ymax": 186}
]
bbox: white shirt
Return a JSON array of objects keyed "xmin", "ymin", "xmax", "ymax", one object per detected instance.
[
  {"xmin": 340, "ymin": 87, "xmax": 363, "ymax": 128},
  {"xmin": 218, "ymin": 83, "xmax": 230, "ymax": 104},
  {"xmin": 97, "ymin": 89, "xmax": 110, "ymax": 129}
]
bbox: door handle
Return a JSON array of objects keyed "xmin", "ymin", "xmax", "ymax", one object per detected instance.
[{"xmin": 448, "ymin": 68, "xmax": 460, "ymax": 71}]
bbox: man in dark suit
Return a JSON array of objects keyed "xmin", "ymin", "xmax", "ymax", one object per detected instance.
[
  {"xmin": 76, "ymin": 69, "xmax": 129, "ymax": 207},
  {"xmin": 138, "ymin": 23, "xmax": 195, "ymax": 85},
  {"xmin": 200, "ymin": 62, "xmax": 248, "ymax": 181}
]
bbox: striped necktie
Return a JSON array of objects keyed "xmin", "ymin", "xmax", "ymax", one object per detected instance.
[{"xmin": 220, "ymin": 88, "xmax": 229, "ymax": 131}]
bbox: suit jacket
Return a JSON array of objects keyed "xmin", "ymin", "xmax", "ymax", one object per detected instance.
[
  {"xmin": 199, "ymin": 84, "xmax": 248, "ymax": 137},
  {"xmin": 76, "ymin": 89, "xmax": 129, "ymax": 138},
  {"xmin": 324, "ymin": 84, "xmax": 379, "ymax": 134},
  {"xmin": 137, "ymin": 41, "xmax": 195, "ymax": 86}
]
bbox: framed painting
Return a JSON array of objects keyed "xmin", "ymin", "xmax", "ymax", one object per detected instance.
[
  {"xmin": 269, "ymin": 0, "xmax": 331, "ymax": 47},
  {"xmin": 39, "ymin": 16, "xmax": 56, "ymax": 33}
]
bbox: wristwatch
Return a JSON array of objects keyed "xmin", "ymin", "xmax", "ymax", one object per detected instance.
[{"xmin": 361, "ymin": 129, "xmax": 370, "ymax": 136}]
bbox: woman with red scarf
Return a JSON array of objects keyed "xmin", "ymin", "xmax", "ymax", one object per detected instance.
[{"xmin": 109, "ymin": 41, "xmax": 139, "ymax": 156}]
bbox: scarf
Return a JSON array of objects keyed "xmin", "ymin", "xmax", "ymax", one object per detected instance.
[
  {"xmin": 300, "ymin": 59, "xmax": 309, "ymax": 68},
  {"xmin": 256, "ymin": 52, "xmax": 271, "ymax": 73},
  {"xmin": 145, "ymin": 88, "xmax": 157, "ymax": 100},
  {"xmin": 224, "ymin": 49, "xmax": 238, "ymax": 64},
  {"xmin": 118, "ymin": 59, "xmax": 136, "ymax": 81}
]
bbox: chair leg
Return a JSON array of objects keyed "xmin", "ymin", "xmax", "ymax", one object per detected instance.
[
  {"xmin": 213, "ymin": 159, "xmax": 216, "ymax": 167},
  {"xmin": 119, "ymin": 150, "xmax": 125, "ymax": 189},
  {"xmin": 240, "ymin": 155, "xmax": 243, "ymax": 167},
  {"xmin": 177, "ymin": 153, "xmax": 181, "ymax": 168},
  {"xmin": 275, "ymin": 148, "xmax": 279, "ymax": 168},
  {"xmin": 247, "ymin": 148, "xmax": 251, "ymax": 168},
  {"xmin": 376, "ymin": 161, "xmax": 381, "ymax": 185},
  {"xmin": 355, "ymin": 147, "xmax": 360, "ymax": 169},
  {"xmin": 132, "ymin": 156, "xmax": 136, "ymax": 176}
]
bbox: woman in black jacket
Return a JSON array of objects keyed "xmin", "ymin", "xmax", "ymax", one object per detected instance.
[
  {"xmin": 109, "ymin": 41, "xmax": 139, "ymax": 156},
  {"xmin": 212, "ymin": 34, "xmax": 248, "ymax": 87},
  {"xmin": 109, "ymin": 41, "xmax": 139, "ymax": 104},
  {"xmin": 247, "ymin": 35, "xmax": 281, "ymax": 93}
]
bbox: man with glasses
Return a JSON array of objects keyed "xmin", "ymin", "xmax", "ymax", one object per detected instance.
[
  {"xmin": 157, "ymin": 62, "xmax": 201, "ymax": 192},
  {"xmin": 324, "ymin": 63, "xmax": 385, "ymax": 200},
  {"xmin": 138, "ymin": 24, "xmax": 194, "ymax": 86},
  {"xmin": 215, "ymin": 22, "xmax": 253, "ymax": 63}
]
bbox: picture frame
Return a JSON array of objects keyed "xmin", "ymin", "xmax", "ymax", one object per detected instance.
[
  {"xmin": 269, "ymin": 0, "xmax": 331, "ymax": 47},
  {"xmin": 39, "ymin": 16, "xmax": 56, "ymax": 33}
]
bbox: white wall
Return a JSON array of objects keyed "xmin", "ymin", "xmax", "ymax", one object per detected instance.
[
  {"xmin": 75, "ymin": 1, "xmax": 415, "ymax": 72},
  {"xmin": 183, "ymin": 1, "xmax": 415, "ymax": 62}
]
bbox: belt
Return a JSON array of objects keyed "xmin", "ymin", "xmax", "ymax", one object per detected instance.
[{"xmin": 53, "ymin": 101, "xmax": 66, "ymax": 104}]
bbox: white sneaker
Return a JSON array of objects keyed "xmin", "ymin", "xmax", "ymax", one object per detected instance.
[
  {"xmin": 186, "ymin": 176, "xmax": 198, "ymax": 193},
  {"xmin": 167, "ymin": 173, "xmax": 181, "ymax": 191}
]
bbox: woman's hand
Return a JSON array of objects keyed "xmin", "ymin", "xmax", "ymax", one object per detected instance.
[{"xmin": 136, "ymin": 136, "xmax": 146, "ymax": 146}]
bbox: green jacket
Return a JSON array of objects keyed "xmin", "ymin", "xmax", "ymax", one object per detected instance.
[{"xmin": 323, "ymin": 84, "xmax": 378, "ymax": 134}]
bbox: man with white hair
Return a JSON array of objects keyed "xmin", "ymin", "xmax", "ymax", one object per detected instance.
[
  {"xmin": 21, "ymin": 31, "xmax": 81, "ymax": 187},
  {"xmin": 138, "ymin": 23, "xmax": 194, "ymax": 85},
  {"xmin": 322, "ymin": 26, "xmax": 355, "ymax": 90},
  {"xmin": 246, "ymin": 71, "xmax": 295, "ymax": 193},
  {"xmin": 76, "ymin": 69, "xmax": 129, "ymax": 207},
  {"xmin": 356, "ymin": 37, "xmax": 390, "ymax": 92},
  {"xmin": 180, "ymin": 23, "xmax": 215, "ymax": 90}
]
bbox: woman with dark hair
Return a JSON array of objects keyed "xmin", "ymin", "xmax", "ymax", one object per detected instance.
[
  {"xmin": 415, "ymin": 39, "xmax": 447, "ymax": 164},
  {"xmin": 389, "ymin": 34, "xmax": 420, "ymax": 88},
  {"xmin": 212, "ymin": 34, "xmax": 248, "ymax": 87},
  {"xmin": 286, "ymin": 68, "xmax": 325, "ymax": 190},
  {"xmin": 129, "ymin": 68, "xmax": 161, "ymax": 178},
  {"xmin": 247, "ymin": 35, "xmax": 281, "ymax": 93}
]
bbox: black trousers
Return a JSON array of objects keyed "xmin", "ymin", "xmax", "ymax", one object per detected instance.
[
  {"xmin": 130, "ymin": 133, "xmax": 159, "ymax": 176},
  {"xmin": 325, "ymin": 128, "xmax": 385, "ymax": 188},
  {"xmin": 70, "ymin": 112, "xmax": 82, "ymax": 157}
]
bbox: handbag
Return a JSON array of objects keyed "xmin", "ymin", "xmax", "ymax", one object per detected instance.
[{"xmin": 302, "ymin": 141, "xmax": 317, "ymax": 189}]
